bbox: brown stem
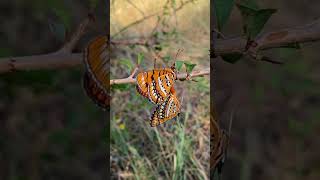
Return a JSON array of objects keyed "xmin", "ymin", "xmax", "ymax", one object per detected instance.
[
  {"xmin": 215, "ymin": 18, "xmax": 320, "ymax": 55},
  {"xmin": 110, "ymin": 67, "xmax": 210, "ymax": 85},
  {"xmin": 0, "ymin": 19, "xmax": 319, "ymax": 75}
]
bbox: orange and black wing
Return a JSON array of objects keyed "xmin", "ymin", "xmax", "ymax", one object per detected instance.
[
  {"xmin": 83, "ymin": 72, "xmax": 110, "ymax": 109},
  {"xmin": 150, "ymin": 89, "xmax": 180, "ymax": 127},
  {"xmin": 83, "ymin": 35, "xmax": 110, "ymax": 109},
  {"xmin": 84, "ymin": 35, "xmax": 109, "ymax": 91},
  {"xmin": 136, "ymin": 68, "xmax": 176, "ymax": 104}
]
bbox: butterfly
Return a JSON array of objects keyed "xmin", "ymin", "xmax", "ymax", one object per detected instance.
[
  {"xmin": 150, "ymin": 86, "xmax": 181, "ymax": 127},
  {"xmin": 136, "ymin": 65, "xmax": 177, "ymax": 104},
  {"xmin": 135, "ymin": 63, "xmax": 180, "ymax": 126},
  {"xmin": 83, "ymin": 35, "xmax": 110, "ymax": 109}
]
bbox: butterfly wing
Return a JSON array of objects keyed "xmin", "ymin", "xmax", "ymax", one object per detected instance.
[
  {"xmin": 210, "ymin": 117, "xmax": 229, "ymax": 176},
  {"xmin": 136, "ymin": 68, "xmax": 176, "ymax": 104},
  {"xmin": 83, "ymin": 35, "xmax": 110, "ymax": 109},
  {"xmin": 83, "ymin": 72, "xmax": 110, "ymax": 109},
  {"xmin": 84, "ymin": 36, "xmax": 109, "ymax": 92},
  {"xmin": 150, "ymin": 92, "xmax": 180, "ymax": 127},
  {"xmin": 136, "ymin": 72, "xmax": 149, "ymax": 99}
]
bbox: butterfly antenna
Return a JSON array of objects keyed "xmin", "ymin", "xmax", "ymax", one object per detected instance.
[
  {"xmin": 172, "ymin": 49, "xmax": 183, "ymax": 68},
  {"xmin": 154, "ymin": 57, "xmax": 157, "ymax": 69},
  {"xmin": 174, "ymin": 49, "xmax": 183, "ymax": 61}
]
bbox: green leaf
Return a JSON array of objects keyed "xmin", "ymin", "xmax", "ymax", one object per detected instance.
[
  {"xmin": 137, "ymin": 53, "xmax": 144, "ymax": 65},
  {"xmin": 237, "ymin": 3, "xmax": 277, "ymax": 38},
  {"xmin": 239, "ymin": 0, "xmax": 259, "ymax": 9},
  {"xmin": 184, "ymin": 62, "xmax": 197, "ymax": 74},
  {"xmin": 111, "ymin": 84, "xmax": 130, "ymax": 91},
  {"xmin": 120, "ymin": 58, "xmax": 133, "ymax": 73},
  {"xmin": 214, "ymin": 0, "xmax": 235, "ymax": 30},
  {"xmin": 250, "ymin": 9, "xmax": 277, "ymax": 37},
  {"xmin": 175, "ymin": 60, "xmax": 184, "ymax": 71},
  {"xmin": 221, "ymin": 52, "xmax": 243, "ymax": 63}
]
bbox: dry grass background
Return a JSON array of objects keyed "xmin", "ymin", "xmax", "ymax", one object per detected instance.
[{"xmin": 110, "ymin": 0, "xmax": 210, "ymax": 179}]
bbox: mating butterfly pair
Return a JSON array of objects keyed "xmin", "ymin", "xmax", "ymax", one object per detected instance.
[
  {"xmin": 136, "ymin": 66, "xmax": 181, "ymax": 127},
  {"xmin": 82, "ymin": 35, "xmax": 180, "ymax": 127}
]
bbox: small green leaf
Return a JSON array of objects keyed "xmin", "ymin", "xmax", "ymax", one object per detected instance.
[
  {"xmin": 250, "ymin": 9, "xmax": 277, "ymax": 37},
  {"xmin": 237, "ymin": 3, "xmax": 257, "ymax": 15},
  {"xmin": 184, "ymin": 62, "xmax": 197, "ymax": 74},
  {"xmin": 137, "ymin": 53, "xmax": 144, "ymax": 65},
  {"xmin": 175, "ymin": 60, "xmax": 184, "ymax": 71},
  {"xmin": 111, "ymin": 84, "xmax": 130, "ymax": 91},
  {"xmin": 214, "ymin": 0, "xmax": 235, "ymax": 30},
  {"xmin": 120, "ymin": 58, "xmax": 133, "ymax": 73},
  {"xmin": 221, "ymin": 53, "xmax": 243, "ymax": 63},
  {"xmin": 239, "ymin": 0, "xmax": 259, "ymax": 9},
  {"xmin": 237, "ymin": 3, "xmax": 277, "ymax": 38}
]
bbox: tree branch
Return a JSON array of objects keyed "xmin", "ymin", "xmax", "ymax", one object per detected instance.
[
  {"xmin": 215, "ymin": 18, "xmax": 320, "ymax": 55},
  {"xmin": 110, "ymin": 67, "xmax": 210, "ymax": 85},
  {"xmin": 58, "ymin": 16, "xmax": 92, "ymax": 53},
  {"xmin": 0, "ymin": 53, "xmax": 82, "ymax": 73},
  {"xmin": 0, "ymin": 19, "xmax": 319, "ymax": 75},
  {"xmin": 0, "ymin": 15, "xmax": 93, "ymax": 73}
]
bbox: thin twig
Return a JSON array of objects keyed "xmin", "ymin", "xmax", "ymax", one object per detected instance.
[
  {"xmin": 59, "ymin": 16, "xmax": 92, "ymax": 53},
  {"xmin": 112, "ymin": 0, "xmax": 193, "ymax": 38},
  {"xmin": 215, "ymin": 18, "xmax": 320, "ymax": 55},
  {"xmin": 129, "ymin": 67, "xmax": 139, "ymax": 78},
  {"xmin": 126, "ymin": 0, "xmax": 145, "ymax": 17},
  {"xmin": 213, "ymin": 28, "xmax": 226, "ymax": 39}
]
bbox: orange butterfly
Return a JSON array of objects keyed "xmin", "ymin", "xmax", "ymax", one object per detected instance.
[
  {"xmin": 83, "ymin": 35, "xmax": 110, "ymax": 109},
  {"xmin": 136, "ymin": 65, "xmax": 177, "ymax": 104},
  {"xmin": 150, "ymin": 86, "xmax": 180, "ymax": 127},
  {"xmin": 136, "ymin": 63, "xmax": 181, "ymax": 126}
]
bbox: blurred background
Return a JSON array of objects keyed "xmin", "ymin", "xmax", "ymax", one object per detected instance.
[
  {"xmin": 0, "ymin": 0, "xmax": 107, "ymax": 179},
  {"xmin": 110, "ymin": 0, "xmax": 210, "ymax": 179},
  {"xmin": 1, "ymin": 0, "xmax": 318, "ymax": 180},
  {"xmin": 214, "ymin": 0, "xmax": 320, "ymax": 180}
]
